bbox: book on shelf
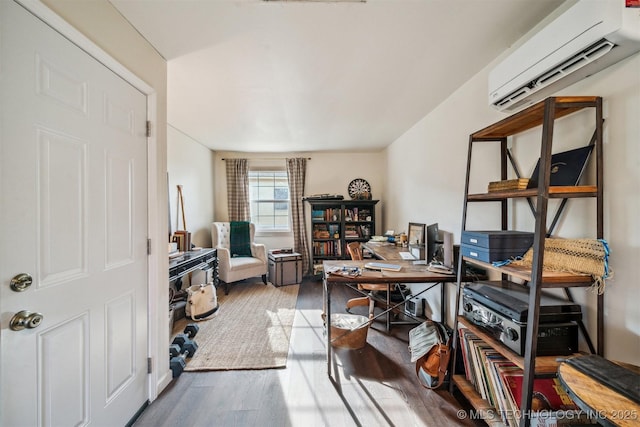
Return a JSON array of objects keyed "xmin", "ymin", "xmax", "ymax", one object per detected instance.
[
  {"xmin": 458, "ymin": 328, "xmax": 474, "ymax": 382},
  {"xmin": 469, "ymin": 339, "xmax": 494, "ymax": 401},
  {"xmin": 311, "ymin": 208, "xmax": 340, "ymax": 221},
  {"xmin": 313, "ymin": 224, "xmax": 330, "ymax": 239},
  {"xmin": 313, "ymin": 241, "xmax": 341, "ymax": 257},
  {"xmin": 311, "ymin": 209, "xmax": 325, "ymax": 221},
  {"xmin": 344, "ymin": 224, "xmax": 358, "ymax": 238},
  {"xmin": 344, "ymin": 208, "xmax": 356, "ymax": 221},
  {"xmin": 480, "ymin": 349, "xmax": 508, "ymax": 409},
  {"xmin": 458, "ymin": 329, "xmax": 587, "ymax": 427},
  {"xmin": 488, "ymin": 178, "xmax": 530, "ymax": 192},
  {"xmin": 501, "ymin": 371, "xmax": 586, "ymax": 427},
  {"xmin": 502, "ymin": 372, "xmax": 579, "ymax": 411},
  {"xmin": 490, "ymin": 361, "xmax": 521, "ymax": 424}
]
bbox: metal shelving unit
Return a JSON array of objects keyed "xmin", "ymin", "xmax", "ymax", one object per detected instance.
[{"xmin": 449, "ymin": 96, "xmax": 604, "ymax": 427}]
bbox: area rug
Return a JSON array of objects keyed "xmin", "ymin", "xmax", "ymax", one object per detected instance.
[{"xmin": 174, "ymin": 280, "xmax": 299, "ymax": 371}]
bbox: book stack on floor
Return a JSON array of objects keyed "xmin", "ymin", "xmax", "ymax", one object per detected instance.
[
  {"xmin": 488, "ymin": 178, "xmax": 530, "ymax": 192},
  {"xmin": 458, "ymin": 328, "xmax": 590, "ymax": 427}
]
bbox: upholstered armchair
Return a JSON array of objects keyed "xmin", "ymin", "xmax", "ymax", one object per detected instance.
[{"xmin": 211, "ymin": 222, "xmax": 268, "ymax": 294}]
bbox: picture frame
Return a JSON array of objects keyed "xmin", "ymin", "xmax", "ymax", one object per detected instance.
[{"xmin": 408, "ymin": 222, "xmax": 425, "ymax": 246}]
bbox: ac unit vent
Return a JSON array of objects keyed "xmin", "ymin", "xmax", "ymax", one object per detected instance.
[
  {"xmin": 494, "ymin": 39, "xmax": 616, "ymax": 111},
  {"xmin": 536, "ymin": 39, "xmax": 615, "ymax": 86},
  {"xmin": 495, "ymin": 87, "xmax": 532, "ymax": 109}
]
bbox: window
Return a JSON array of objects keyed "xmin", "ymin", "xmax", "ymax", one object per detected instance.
[{"xmin": 248, "ymin": 170, "xmax": 290, "ymax": 231}]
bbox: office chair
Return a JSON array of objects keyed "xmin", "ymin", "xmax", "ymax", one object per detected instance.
[{"xmin": 345, "ymin": 242, "xmax": 391, "ymax": 320}]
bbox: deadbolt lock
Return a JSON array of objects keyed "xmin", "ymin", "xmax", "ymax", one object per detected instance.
[
  {"xmin": 10, "ymin": 273, "xmax": 33, "ymax": 292},
  {"xmin": 10, "ymin": 310, "xmax": 44, "ymax": 331}
]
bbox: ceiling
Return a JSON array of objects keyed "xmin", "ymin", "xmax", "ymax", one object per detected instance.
[{"xmin": 110, "ymin": 0, "xmax": 565, "ymax": 153}]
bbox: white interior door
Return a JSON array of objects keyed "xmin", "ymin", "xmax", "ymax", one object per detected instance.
[{"xmin": 0, "ymin": 1, "xmax": 149, "ymax": 425}]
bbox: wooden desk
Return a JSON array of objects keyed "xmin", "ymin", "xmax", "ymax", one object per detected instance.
[
  {"xmin": 362, "ymin": 241, "xmax": 415, "ymax": 261},
  {"xmin": 322, "ymin": 260, "xmax": 457, "ymax": 377},
  {"xmin": 362, "ymin": 241, "xmax": 451, "ymax": 321}
]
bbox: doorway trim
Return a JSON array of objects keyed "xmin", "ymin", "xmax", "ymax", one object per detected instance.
[{"xmin": 16, "ymin": 0, "xmax": 164, "ymax": 401}]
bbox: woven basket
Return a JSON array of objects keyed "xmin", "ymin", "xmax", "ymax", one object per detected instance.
[
  {"xmin": 511, "ymin": 238, "xmax": 612, "ymax": 293},
  {"xmin": 330, "ymin": 313, "xmax": 370, "ymax": 349}
]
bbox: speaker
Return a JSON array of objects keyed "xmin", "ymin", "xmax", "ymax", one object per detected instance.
[
  {"xmin": 442, "ymin": 231, "xmax": 454, "ymax": 269},
  {"xmin": 405, "ymin": 297, "xmax": 423, "ymax": 317}
]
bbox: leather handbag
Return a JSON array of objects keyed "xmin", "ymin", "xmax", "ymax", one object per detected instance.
[
  {"xmin": 409, "ymin": 320, "xmax": 451, "ymax": 389},
  {"xmin": 186, "ymin": 282, "xmax": 219, "ymax": 321}
]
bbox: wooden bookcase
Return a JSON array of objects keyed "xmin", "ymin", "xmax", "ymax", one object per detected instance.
[
  {"xmin": 307, "ymin": 199, "xmax": 378, "ymax": 268},
  {"xmin": 450, "ymin": 96, "xmax": 604, "ymax": 427}
]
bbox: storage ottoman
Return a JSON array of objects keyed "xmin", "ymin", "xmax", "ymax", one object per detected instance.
[{"xmin": 268, "ymin": 252, "xmax": 302, "ymax": 286}]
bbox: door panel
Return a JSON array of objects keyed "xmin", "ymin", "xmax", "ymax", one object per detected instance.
[
  {"xmin": 105, "ymin": 292, "xmax": 136, "ymax": 400},
  {"xmin": 37, "ymin": 128, "xmax": 88, "ymax": 286},
  {"xmin": 1, "ymin": 2, "xmax": 149, "ymax": 425},
  {"xmin": 105, "ymin": 154, "xmax": 135, "ymax": 268},
  {"xmin": 39, "ymin": 315, "xmax": 89, "ymax": 427}
]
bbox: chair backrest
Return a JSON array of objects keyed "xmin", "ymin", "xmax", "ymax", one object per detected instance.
[
  {"xmin": 212, "ymin": 222, "xmax": 256, "ymax": 250},
  {"xmin": 347, "ymin": 242, "xmax": 363, "ymax": 261}
]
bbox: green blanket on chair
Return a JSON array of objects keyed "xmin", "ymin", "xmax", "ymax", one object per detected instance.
[{"xmin": 230, "ymin": 221, "xmax": 252, "ymax": 257}]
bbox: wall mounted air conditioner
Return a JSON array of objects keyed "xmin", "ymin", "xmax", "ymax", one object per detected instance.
[{"xmin": 489, "ymin": 0, "xmax": 640, "ymax": 112}]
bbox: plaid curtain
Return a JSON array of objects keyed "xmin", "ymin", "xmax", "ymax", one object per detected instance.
[
  {"xmin": 286, "ymin": 158, "xmax": 311, "ymax": 275},
  {"xmin": 225, "ymin": 159, "xmax": 250, "ymax": 221}
]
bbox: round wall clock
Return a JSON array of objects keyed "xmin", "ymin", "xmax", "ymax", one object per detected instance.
[{"xmin": 348, "ymin": 178, "xmax": 371, "ymax": 199}]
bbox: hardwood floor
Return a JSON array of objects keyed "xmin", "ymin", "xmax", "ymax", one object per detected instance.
[{"xmin": 133, "ymin": 278, "xmax": 478, "ymax": 427}]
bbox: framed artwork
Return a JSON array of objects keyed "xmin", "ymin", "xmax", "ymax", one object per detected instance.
[{"xmin": 408, "ymin": 222, "xmax": 425, "ymax": 246}]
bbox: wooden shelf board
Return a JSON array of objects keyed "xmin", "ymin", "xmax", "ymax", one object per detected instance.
[
  {"xmin": 452, "ymin": 376, "xmax": 506, "ymax": 427},
  {"xmin": 471, "ymin": 97, "xmax": 599, "ymax": 139},
  {"xmin": 462, "ymin": 257, "xmax": 593, "ymax": 285},
  {"xmin": 457, "ymin": 317, "xmax": 572, "ymax": 374},
  {"xmin": 468, "ymin": 186, "xmax": 597, "ymax": 200}
]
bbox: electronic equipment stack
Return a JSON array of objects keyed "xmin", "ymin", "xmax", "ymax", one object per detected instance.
[{"xmin": 461, "ymin": 282, "xmax": 581, "ymax": 356}]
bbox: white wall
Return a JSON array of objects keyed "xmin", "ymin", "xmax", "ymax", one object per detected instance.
[
  {"xmin": 167, "ymin": 125, "xmax": 216, "ymax": 248},
  {"xmin": 385, "ymin": 53, "xmax": 640, "ymax": 364},
  {"xmin": 214, "ymin": 151, "xmax": 386, "ymax": 253}
]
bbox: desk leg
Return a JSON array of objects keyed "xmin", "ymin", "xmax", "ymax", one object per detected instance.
[
  {"xmin": 441, "ymin": 282, "xmax": 446, "ymax": 326},
  {"xmin": 386, "ymin": 284, "xmax": 391, "ymax": 331},
  {"xmin": 323, "ymin": 275, "xmax": 332, "ymax": 377}
]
